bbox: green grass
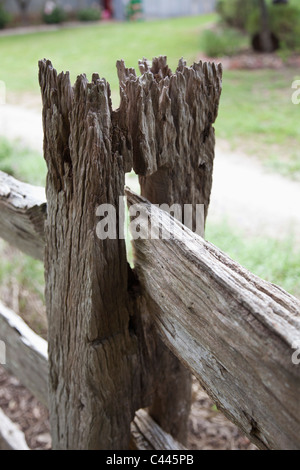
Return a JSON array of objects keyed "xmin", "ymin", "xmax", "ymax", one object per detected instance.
[
  {"xmin": 0, "ymin": 15, "xmax": 215, "ymax": 106},
  {"xmin": 0, "ymin": 137, "xmax": 46, "ymax": 185},
  {"xmin": 215, "ymin": 68, "xmax": 300, "ymax": 179},
  {"xmin": 1, "ymin": 14, "xmax": 299, "ymax": 177},
  {"xmin": 0, "ymin": 239, "xmax": 47, "ymax": 337},
  {"xmin": 0, "ymin": 243, "xmax": 44, "ymax": 299},
  {"xmin": 201, "ymin": 26, "xmax": 249, "ymax": 57},
  {"xmin": 206, "ymin": 220, "xmax": 300, "ymax": 299}
]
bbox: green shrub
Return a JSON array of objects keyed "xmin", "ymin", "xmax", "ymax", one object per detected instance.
[
  {"xmin": 217, "ymin": 1, "xmax": 300, "ymax": 52},
  {"xmin": 246, "ymin": 4, "xmax": 300, "ymax": 50},
  {"xmin": 216, "ymin": 0, "xmax": 255, "ymax": 31},
  {"xmin": 0, "ymin": 137, "xmax": 46, "ymax": 186},
  {"xmin": 202, "ymin": 28, "xmax": 246, "ymax": 57},
  {"xmin": 0, "ymin": 5, "xmax": 11, "ymax": 29},
  {"xmin": 43, "ymin": 6, "xmax": 67, "ymax": 24},
  {"xmin": 77, "ymin": 8, "xmax": 101, "ymax": 22},
  {"xmin": 126, "ymin": 0, "xmax": 143, "ymax": 21}
]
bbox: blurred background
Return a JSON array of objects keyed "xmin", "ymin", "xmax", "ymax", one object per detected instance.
[{"xmin": 0, "ymin": 0, "xmax": 299, "ymax": 450}]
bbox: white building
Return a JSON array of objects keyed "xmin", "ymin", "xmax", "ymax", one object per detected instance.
[
  {"xmin": 131, "ymin": 0, "xmax": 216, "ymax": 20},
  {"xmin": 4, "ymin": 0, "xmax": 216, "ymax": 20}
]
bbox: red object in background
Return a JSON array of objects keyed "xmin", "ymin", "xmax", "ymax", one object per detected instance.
[{"xmin": 102, "ymin": 0, "xmax": 113, "ymax": 16}]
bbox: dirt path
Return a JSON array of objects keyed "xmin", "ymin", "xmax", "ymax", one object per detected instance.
[
  {"xmin": 0, "ymin": 104, "xmax": 43, "ymax": 152},
  {"xmin": 211, "ymin": 140, "xmax": 300, "ymax": 241},
  {"xmin": 1, "ymin": 103, "xmax": 300, "ymax": 241}
]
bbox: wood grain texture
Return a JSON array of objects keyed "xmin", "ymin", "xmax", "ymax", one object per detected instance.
[
  {"xmin": 131, "ymin": 409, "xmax": 186, "ymax": 450},
  {"xmin": 0, "ymin": 301, "xmax": 48, "ymax": 406},
  {"xmin": 118, "ymin": 56, "xmax": 222, "ymax": 441},
  {"xmin": 126, "ymin": 189, "xmax": 300, "ymax": 450},
  {"xmin": 39, "ymin": 59, "xmax": 144, "ymax": 449},
  {"xmin": 117, "ymin": 56, "xmax": 222, "ymax": 221},
  {"xmin": 0, "ymin": 171, "xmax": 46, "ymax": 260},
  {"xmin": 0, "ymin": 300, "xmax": 184, "ymax": 451},
  {"xmin": 39, "ymin": 56, "xmax": 223, "ymax": 449}
]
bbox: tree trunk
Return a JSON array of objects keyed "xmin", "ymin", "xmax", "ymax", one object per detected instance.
[{"xmin": 258, "ymin": 0, "xmax": 274, "ymax": 53}]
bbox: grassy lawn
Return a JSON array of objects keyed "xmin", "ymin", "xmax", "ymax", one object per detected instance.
[
  {"xmin": 1, "ymin": 14, "xmax": 299, "ymax": 178},
  {"xmin": 216, "ymin": 68, "xmax": 300, "ymax": 179},
  {"xmin": 0, "ymin": 239, "xmax": 47, "ymax": 338},
  {"xmin": 0, "ymin": 137, "xmax": 46, "ymax": 185},
  {"xmin": 206, "ymin": 220, "xmax": 300, "ymax": 300},
  {"xmin": 0, "ymin": 15, "xmax": 215, "ymax": 106}
]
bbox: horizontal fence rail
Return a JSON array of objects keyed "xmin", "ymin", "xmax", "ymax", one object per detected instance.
[
  {"xmin": 0, "ymin": 408, "xmax": 29, "ymax": 450},
  {"xmin": 0, "ymin": 301, "xmax": 48, "ymax": 406},
  {"xmin": 126, "ymin": 189, "xmax": 300, "ymax": 450},
  {"xmin": 131, "ymin": 409, "xmax": 186, "ymax": 451},
  {"xmin": 0, "ymin": 171, "xmax": 46, "ymax": 260}
]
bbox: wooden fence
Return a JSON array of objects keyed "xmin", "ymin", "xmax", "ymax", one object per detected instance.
[{"xmin": 0, "ymin": 57, "xmax": 299, "ymax": 450}]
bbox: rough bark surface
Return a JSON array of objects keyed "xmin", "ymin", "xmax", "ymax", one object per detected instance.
[
  {"xmin": 0, "ymin": 171, "xmax": 46, "ymax": 260},
  {"xmin": 130, "ymin": 409, "xmax": 186, "ymax": 451},
  {"xmin": 0, "ymin": 299, "xmax": 188, "ymax": 451},
  {"xmin": 116, "ymin": 57, "xmax": 222, "ymax": 221},
  {"xmin": 39, "ymin": 56, "xmax": 222, "ymax": 449},
  {"xmin": 118, "ymin": 56, "xmax": 222, "ymax": 438},
  {"xmin": 126, "ymin": 189, "xmax": 300, "ymax": 451},
  {"xmin": 39, "ymin": 60, "xmax": 143, "ymax": 450}
]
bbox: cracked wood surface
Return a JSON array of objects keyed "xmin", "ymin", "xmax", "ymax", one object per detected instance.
[
  {"xmin": 39, "ymin": 56, "xmax": 222, "ymax": 449},
  {"xmin": 39, "ymin": 60, "xmax": 142, "ymax": 449},
  {"xmin": 117, "ymin": 56, "xmax": 222, "ymax": 440},
  {"xmin": 126, "ymin": 189, "xmax": 300, "ymax": 450},
  {"xmin": 131, "ymin": 409, "xmax": 186, "ymax": 451},
  {"xmin": 116, "ymin": 57, "xmax": 222, "ymax": 222}
]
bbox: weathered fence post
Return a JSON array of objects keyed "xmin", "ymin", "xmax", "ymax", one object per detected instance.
[
  {"xmin": 39, "ymin": 56, "xmax": 222, "ymax": 449},
  {"xmin": 39, "ymin": 61, "xmax": 143, "ymax": 449},
  {"xmin": 117, "ymin": 57, "xmax": 222, "ymax": 440}
]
